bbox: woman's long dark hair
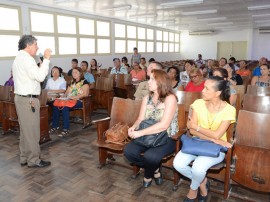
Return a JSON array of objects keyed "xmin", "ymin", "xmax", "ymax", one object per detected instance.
[{"xmin": 208, "ymin": 76, "xmax": 230, "ymax": 103}]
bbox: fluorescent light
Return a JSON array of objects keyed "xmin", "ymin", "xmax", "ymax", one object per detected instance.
[
  {"xmin": 252, "ymin": 13, "xmax": 270, "ymax": 17},
  {"xmin": 255, "ymin": 19, "xmax": 270, "ymax": 23},
  {"xmin": 248, "ymin": 4, "xmax": 270, "ymax": 11},
  {"xmin": 198, "ymin": 17, "xmax": 227, "ymax": 21},
  {"xmin": 102, "ymin": 4, "xmax": 132, "ymax": 12},
  {"xmin": 129, "ymin": 14, "xmax": 157, "ymax": 19},
  {"xmin": 208, "ymin": 22, "xmax": 233, "ymax": 26},
  {"xmin": 160, "ymin": 0, "xmax": 203, "ymax": 7},
  {"xmin": 53, "ymin": 0, "xmax": 83, "ymax": 3},
  {"xmin": 181, "ymin": 9, "xmax": 217, "ymax": 16}
]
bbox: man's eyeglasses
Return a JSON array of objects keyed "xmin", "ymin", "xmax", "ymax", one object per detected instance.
[{"xmin": 189, "ymin": 75, "xmax": 198, "ymax": 79}]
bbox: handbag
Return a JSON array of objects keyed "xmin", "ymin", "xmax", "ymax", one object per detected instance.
[
  {"xmin": 53, "ymin": 98, "xmax": 77, "ymax": 109},
  {"xmin": 180, "ymin": 133, "xmax": 228, "ymax": 157},
  {"xmin": 105, "ymin": 122, "xmax": 130, "ymax": 145},
  {"xmin": 133, "ymin": 119, "xmax": 168, "ymax": 148}
]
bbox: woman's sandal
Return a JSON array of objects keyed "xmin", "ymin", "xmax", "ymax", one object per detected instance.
[
  {"xmin": 58, "ymin": 130, "xmax": 69, "ymax": 137},
  {"xmin": 49, "ymin": 127, "xmax": 59, "ymax": 134},
  {"xmin": 154, "ymin": 170, "xmax": 163, "ymax": 185}
]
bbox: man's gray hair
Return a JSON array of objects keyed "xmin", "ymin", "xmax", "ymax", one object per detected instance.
[{"xmin": 18, "ymin": 35, "xmax": 37, "ymax": 51}]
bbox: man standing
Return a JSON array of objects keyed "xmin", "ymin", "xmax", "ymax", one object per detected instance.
[
  {"xmin": 13, "ymin": 35, "xmax": 52, "ymax": 168},
  {"xmin": 134, "ymin": 61, "xmax": 163, "ymax": 100}
]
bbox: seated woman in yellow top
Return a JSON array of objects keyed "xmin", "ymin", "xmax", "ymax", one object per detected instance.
[{"xmin": 173, "ymin": 76, "xmax": 236, "ymax": 202}]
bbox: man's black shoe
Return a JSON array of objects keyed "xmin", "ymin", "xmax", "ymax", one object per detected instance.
[
  {"xmin": 28, "ymin": 160, "xmax": 51, "ymax": 168},
  {"xmin": 20, "ymin": 162, "xmax": 27, "ymax": 166}
]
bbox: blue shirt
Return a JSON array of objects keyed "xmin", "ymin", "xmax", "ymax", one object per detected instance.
[
  {"xmin": 110, "ymin": 66, "xmax": 128, "ymax": 74},
  {"xmin": 253, "ymin": 66, "xmax": 261, "ymax": 76},
  {"xmin": 84, "ymin": 72, "xmax": 95, "ymax": 83}
]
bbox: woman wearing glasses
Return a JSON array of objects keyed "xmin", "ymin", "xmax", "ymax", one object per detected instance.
[{"xmin": 185, "ymin": 68, "xmax": 205, "ymax": 92}]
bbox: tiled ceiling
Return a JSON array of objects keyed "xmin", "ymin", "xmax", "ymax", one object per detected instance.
[{"xmin": 10, "ymin": 0, "xmax": 270, "ymax": 32}]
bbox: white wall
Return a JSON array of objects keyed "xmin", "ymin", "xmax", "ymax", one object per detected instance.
[
  {"xmin": 251, "ymin": 30, "xmax": 270, "ymax": 60},
  {"xmin": 180, "ymin": 29, "xmax": 253, "ymax": 60}
]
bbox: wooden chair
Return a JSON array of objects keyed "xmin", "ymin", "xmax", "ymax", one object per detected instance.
[
  {"xmin": 91, "ymin": 76, "xmax": 114, "ymax": 115},
  {"xmin": 69, "ymin": 95, "xmax": 92, "ymax": 129},
  {"xmin": 114, "ymin": 74, "xmax": 134, "ymax": 99},
  {"xmin": 246, "ymin": 85, "xmax": 270, "ymax": 96},
  {"xmin": 241, "ymin": 75, "xmax": 251, "ymax": 92},
  {"xmin": 206, "ymin": 123, "xmax": 235, "ymax": 199},
  {"xmin": 232, "ymin": 85, "xmax": 245, "ymax": 105},
  {"xmin": 242, "ymin": 94, "xmax": 270, "ymax": 114},
  {"xmin": 231, "ymin": 110, "xmax": 270, "ymax": 198},
  {"xmin": 92, "ymin": 97, "xmax": 142, "ymax": 169}
]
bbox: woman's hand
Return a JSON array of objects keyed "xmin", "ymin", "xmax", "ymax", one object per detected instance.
[
  {"xmin": 187, "ymin": 118, "xmax": 197, "ymax": 130},
  {"xmin": 212, "ymin": 139, "xmax": 232, "ymax": 148},
  {"xmin": 128, "ymin": 130, "xmax": 142, "ymax": 139}
]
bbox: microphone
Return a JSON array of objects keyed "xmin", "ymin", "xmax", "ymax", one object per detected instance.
[{"xmin": 39, "ymin": 53, "xmax": 44, "ymax": 62}]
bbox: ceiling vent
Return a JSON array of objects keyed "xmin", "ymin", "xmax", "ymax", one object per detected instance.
[
  {"xmin": 259, "ymin": 28, "xmax": 270, "ymax": 33},
  {"xmin": 189, "ymin": 30, "xmax": 215, "ymax": 35}
]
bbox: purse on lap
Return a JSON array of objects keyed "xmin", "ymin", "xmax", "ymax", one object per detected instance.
[
  {"xmin": 105, "ymin": 122, "xmax": 130, "ymax": 145},
  {"xmin": 133, "ymin": 118, "xmax": 168, "ymax": 148},
  {"xmin": 180, "ymin": 133, "xmax": 228, "ymax": 157},
  {"xmin": 53, "ymin": 98, "xmax": 77, "ymax": 109}
]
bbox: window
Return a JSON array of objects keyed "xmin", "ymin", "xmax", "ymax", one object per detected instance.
[
  {"xmin": 156, "ymin": 42, "xmax": 162, "ymax": 52},
  {"xmin": 163, "ymin": 42, "xmax": 169, "ymax": 52},
  {"xmin": 163, "ymin": 31, "xmax": 168, "ymax": 41},
  {"xmin": 127, "ymin": 25, "xmax": 136, "ymax": 39},
  {"xmin": 127, "ymin": 40, "xmax": 136, "ymax": 53},
  {"xmin": 31, "ymin": 11, "xmax": 54, "ymax": 33},
  {"xmin": 57, "ymin": 15, "xmax": 76, "ymax": 34},
  {"xmin": 175, "ymin": 33, "xmax": 179, "ymax": 42},
  {"xmin": 80, "ymin": 38, "xmax": 95, "ymax": 54},
  {"xmin": 97, "ymin": 39, "xmax": 110, "ymax": 54},
  {"xmin": 97, "ymin": 21, "xmax": 110, "ymax": 37},
  {"xmin": 58, "ymin": 37, "xmax": 77, "ymax": 55},
  {"xmin": 115, "ymin": 23, "xmax": 126, "ymax": 38},
  {"xmin": 36, "ymin": 36, "xmax": 55, "ymax": 55},
  {"xmin": 175, "ymin": 43, "xmax": 180, "ymax": 53},
  {"xmin": 147, "ymin": 29, "xmax": 154, "ymax": 40},
  {"xmin": 0, "ymin": 7, "xmax": 20, "ymax": 31},
  {"xmin": 169, "ymin": 43, "xmax": 174, "ymax": 52},
  {"xmin": 169, "ymin": 32, "xmax": 174, "ymax": 42},
  {"xmin": 137, "ymin": 27, "xmax": 146, "ymax": 39},
  {"xmin": 147, "ymin": 41, "xmax": 154, "ymax": 53},
  {"xmin": 79, "ymin": 18, "xmax": 94, "ymax": 35},
  {"xmin": 156, "ymin": 30, "xmax": 162, "ymax": 41},
  {"xmin": 138, "ymin": 41, "xmax": 146, "ymax": 53},
  {"xmin": 115, "ymin": 40, "xmax": 126, "ymax": 53},
  {"xmin": 0, "ymin": 35, "xmax": 20, "ymax": 57}
]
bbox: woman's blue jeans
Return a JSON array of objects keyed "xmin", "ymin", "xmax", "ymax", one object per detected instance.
[
  {"xmin": 173, "ymin": 151, "xmax": 225, "ymax": 190},
  {"xmin": 52, "ymin": 100, "xmax": 82, "ymax": 130}
]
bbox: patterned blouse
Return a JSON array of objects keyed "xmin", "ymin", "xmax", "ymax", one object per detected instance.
[
  {"xmin": 255, "ymin": 77, "xmax": 270, "ymax": 87},
  {"xmin": 144, "ymin": 95, "xmax": 179, "ymax": 137},
  {"xmin": 67, "ymin": 79, "xmax": 88, "ymax": 98}
]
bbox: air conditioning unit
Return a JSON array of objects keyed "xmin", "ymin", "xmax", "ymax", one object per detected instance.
[
  {"xmin": 259, "ymin": 28, "xmax": 270, "ymax": 33},
  {"xmin": 189, "ymin": 30, "xmax": 215, "ymax": 35}
]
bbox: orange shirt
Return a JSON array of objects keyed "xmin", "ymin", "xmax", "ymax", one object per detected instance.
[
  {"xmin": 130, "ymin": 69, "xmax": 146, "ymax": 81},
  {"xmin": 236, "ymin": 69, "xmax": 251, "ymax": 77}
]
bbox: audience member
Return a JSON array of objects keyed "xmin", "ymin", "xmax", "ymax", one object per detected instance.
[
  {"xmin": 229, "ymin": 57, "xmax": 239, "ymax": 71},
  {"xmin": 174, "ymin": 76, "xmax": 236, "ymax": 202},
  {"xmin": 236, "ymin": 60, "xmax": 251, "ymax": 77},
  {"xmin": 180, "ymin": 60, "xmax": 195, "ymax": 87},
  {"xmin": 50, "ymin": 67, "xmax": 89, "ymax": 137},
  {"xmin": 167, "ymin": 66, "xmax": 180, "ymax": 92},
  {"xmin": 130, "ymin": 61, "xmax": 146, "ymax": 82},
  {"xmin": 225, "ymin": 63, "xmax": 243, "ymax": 85},
  {"xmin": 45, "ymin": 66, "xmax": 66, "ymax": 93},
  {"xmin": 124, "ymin": 69, "xmax": 178, "ymax": 188},
  {"xmin": 195, "ymin": 54, "xmax": 205, "ymax": 68},
  {"xmin": 90, "ymin": 59, "xmax": 100, "ymax": 73},
  {"xmin": 81, "ymin": 61, "xmax": 95, "ymax": 89},
  {"xmin": 67, "ymin": 58, "xmax": 78, "ymax": 76},
  {"xmin": 253, "ymin": 57, "xmax": 268, "ymax": 76},
  {"xmin": 131, "ymin": 47, "xmax": 141, "ymax": 65},
  {"xmin": 140, "ymin": 57, "xmax": 147, "ymax": 70},
  {"xmin": 134, "ymin": 61, "xmax": 163, "ymax": 100},
  {"xmin": 110, "ymin": 58, "xmax": 128, "ymax": 74},
  {"xmin": 251, "ymin": 64, "xmax": 270, "ymax": 87},
  {"xmin": 219, "ymin": 57, "xmax": 227, "ymax": 68},
  {"xmin": 4, "ymin": 70, "xmax": 14, "ymax": 86},
  {"xmin": 185, "ymin": 68, "xmax": 205, "ymax": 92},
  {"xmin": 149, "ymin": 58, "xmax": 155, "ymax": 63}
]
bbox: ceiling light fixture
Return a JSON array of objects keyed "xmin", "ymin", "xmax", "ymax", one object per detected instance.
[
  {"xmin": 129, "ymin": 14, "xmax": 157, "ymax": 19},
  {"xmin": 53, "ymin": 0, "xmax": 83, "ymax": 3},
  {"xmin": 198, "ymin": 17, "xmax": 227, "ymax": 21},
  {"xmin": 208, "ymin": 22, "xmax": 233, "ymax": 26},
  {"xmin": 102, "ymin": 4, "xmax": 132, "ymax": 12},
  {"xmin": 160, "ymin": 0, "xmax": 203, "ymax": 7},
  {"xmin": 181, "ymin": 9, "xmax": 217, "ymax": 16},
  {"xmin": 248, "ymin": 4, "xmax": 270, "ymax": 11}
]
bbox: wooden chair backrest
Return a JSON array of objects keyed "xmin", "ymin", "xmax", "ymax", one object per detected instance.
[
  {"xmin": 116, "ymin": 74, "xmax": 132, "ymax": 89},
  {"xmin": 95, "ymin": 77, "xmax": 114, "ymax": 91},
  {"xmin": 241, "ymin": 75, "xmax": 251, "ymax": 91},
  {"xmin": 242, "ymin": 94, "xmax": 270, "ymax": 114},
  {"xmin": 100, "ymin": 69, "xmax": 110, "ymax": 78},
  {"xmin": 0, "ymin": 85, "xmax": 12, "ymax": 101},
  {"xmin": 235, "ymin": 110, "xmax": 270, "ymax": 149},
  {"xmin": 110, "ymin": 97, "xmax": 142, "ymax": 127},
  {"xmin": 176, "ymin": 91, "xmax": 202, "ymax": 112},
  {"xmin": 39, "ymin": 89, "xmax": 48, "ymax": 106},
  {"xmin": 246, "ymin": 85, "xmax": 270, "ymax": 96}
]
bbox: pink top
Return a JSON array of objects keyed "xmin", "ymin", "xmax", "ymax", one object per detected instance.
[
  {"xmin": 130, "ymin": 69, "xmax": 146, "ymax": 81},
  {"xmin": 185, "ymin": 81, "xmax": 205, "ymax": 92}
]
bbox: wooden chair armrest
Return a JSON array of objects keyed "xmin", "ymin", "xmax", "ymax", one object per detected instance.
[{"xmin": 93, "ymin": 117, "xmax": 111, "ymax": 140}]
